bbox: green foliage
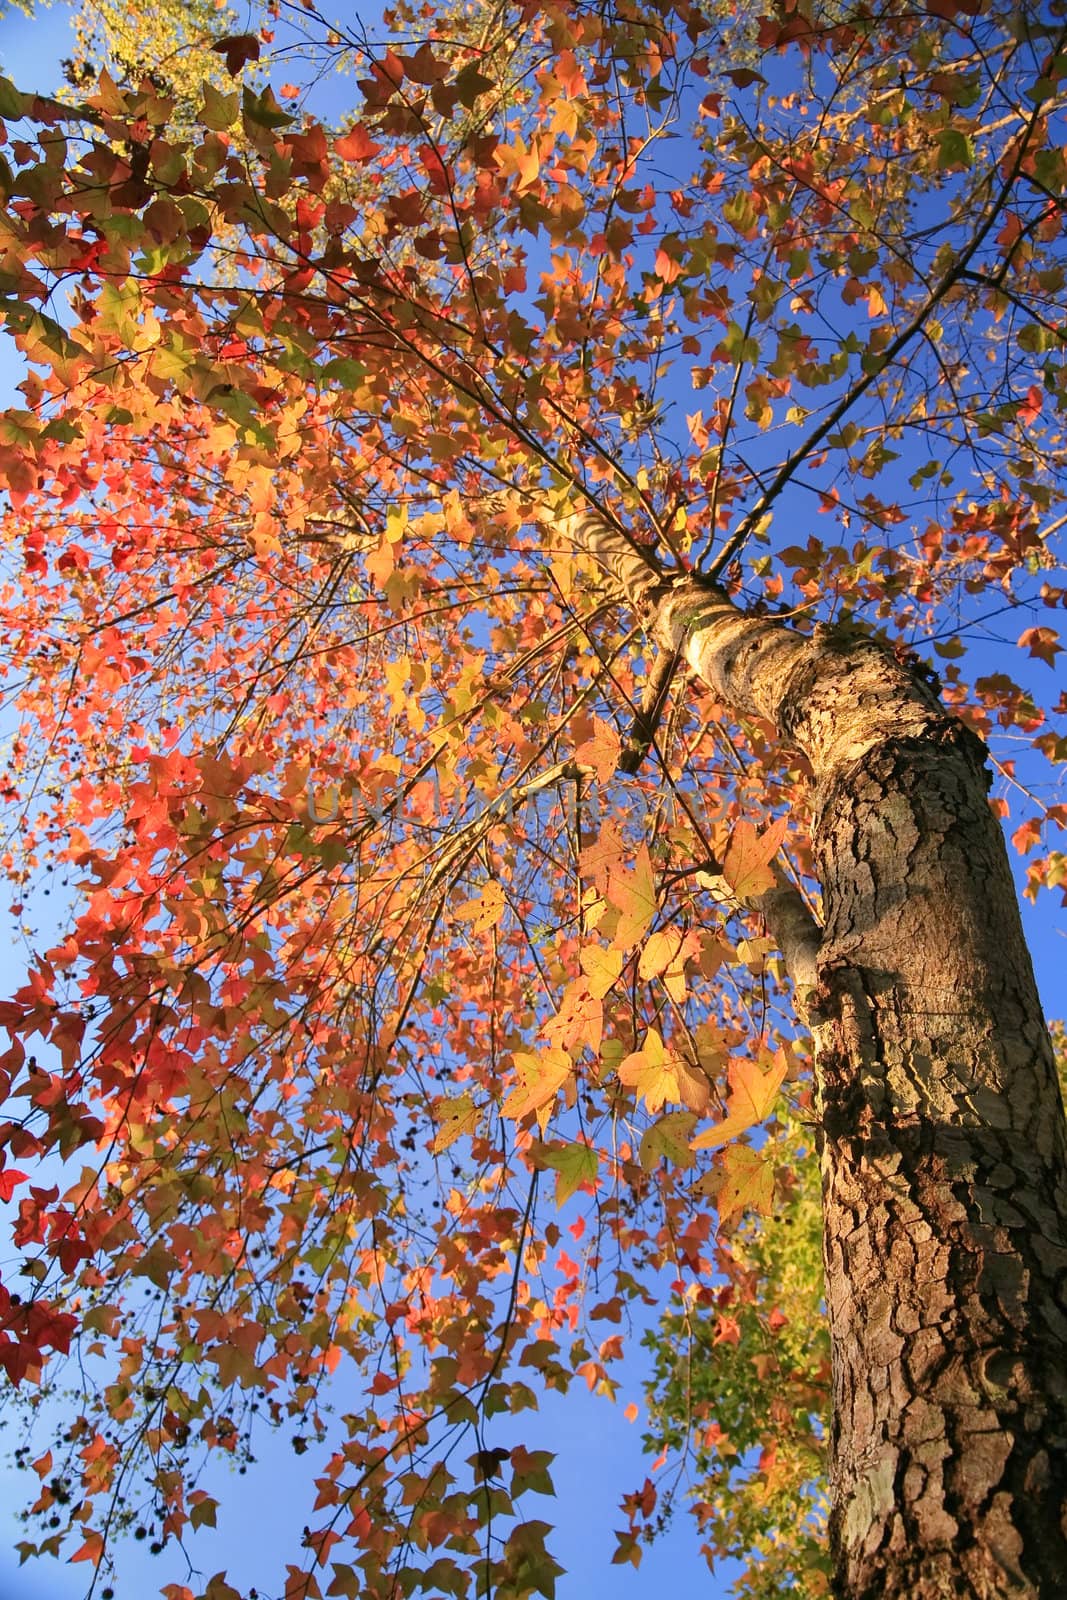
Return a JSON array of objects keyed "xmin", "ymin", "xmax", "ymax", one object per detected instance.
[{"xmin": 640, "ymin": 1114, "xmax": 831, "ymax": 1597}]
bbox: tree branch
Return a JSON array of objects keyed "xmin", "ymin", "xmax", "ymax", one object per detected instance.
[
  {"xmin": 617, "ymin": 647, "xmax": 682, "ymax": 775},
  {"xmin": 754, "ymin": 880, "xmax": 821, "ymax": 997}
]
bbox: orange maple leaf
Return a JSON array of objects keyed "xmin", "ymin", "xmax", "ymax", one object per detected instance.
[
  {"xmin": 721, "ymin": 815, "xmax": 789, "ymax": 899},
  {"xmin": 690, "ymin": 1049, "xmax": 789, "ymax": 1151}
]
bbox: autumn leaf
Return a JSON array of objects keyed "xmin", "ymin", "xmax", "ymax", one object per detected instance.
[
  {"xmin": 189, "ymin": 1492, "xmax": 219, "ymax": 1530},
  {"xmin": 501, "ymin": 1048, "xmax": 572, "ymax": 1131},
  {"xmin": 867, "ymin": 285, "xmax": 888, "ymax": 319},
  {"xmin": 715, "ymin": 1144, "xmax": 776, "ymax": 1225},
  {"xmin": 202, "ymin": 1576, "xmax": 243, "ymax": 1600},
  {"xmin": 579, "ymin": 944, "xmax": 623, "ymax": 999},
  {"xmin": 432, "ymin": 1094, "xmax": 480, "ymax": 1153},
  {"xmin": 454, "ymin": 62, "xmax": 494, "ymax": 107},
  {"xmin": 533, "ymin": 1140, "xmax": 598, "ymax": 1205},
  {"xmin": 1019, "ymin": 627, "xmax": 1063, "ymax": 666},
  {"xmin": 2, "ymin": 5, "xmax": 1066, "ymax": 1593},
  {"xmin": 639, "ymin": 1112, "xmax": 697, "ymax": 1171},
  {"xmin": 575, "ymin": 716, "xmax": 622, "ymax": 783},
  {"xmin": 607, "ymin": 845, "xmax": 658, "ymax": 951},
  {"xmin": 638, "ymin": 928, "xmax": 698, "ymax": 1002},
  {"xmin": 211, "ymin": 33, "xmax": 260, "ymax": 77},
  {"xmin": 721, "ymin": 816, "xmax": 789, "ymax": 899},
  {"xmin": 70, "ymin": 1531, "xmax": 104, "ymax": 1566},
  {"xmin": 543, "ymin": 979, "xmax": 603, "ymax": 1056},
  {"xmin": 365, "ymin": 536, "xmax": 395, "ymax": 588},
  {"xmin": 579, "ymin": 820, "xmax": 626, "ymax": 895},
  {"xmin": 454, "ymin": 879, "xmax": 506, "ymax": 932},
  {"xmin": 690, "ymin": 1050, "xmax": 789, "ymax": 1151},
  {"xmin": 335, "ymin": 125, "xmax": 383, "ymax": 163},
  {"xmin": 618, "ymin": 1029, "xmax": 709, "ymax": 1114},
  {"xmin": 0, "ymin": 1168, "xmax": 28, "ymax": 1201},
  {"xmin": 495, "ymin": 134, "xmax": 541, "ymax": 192},
  {"xmin": 654, "ymin": 245, "xmax": 683, "ymax": 284},
  {"xmin": 726, "ymin": 67, "xmax": 767, "ymax": 89}
]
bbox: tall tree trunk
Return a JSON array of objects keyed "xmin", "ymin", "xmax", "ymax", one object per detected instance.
[
  {"xmin": 561, "ymin": 508, "xmax": 1067, "ymax": 1594},
  {"xmin": 654, "ymin": 579, "xmax": 1067, "ymax": 1597}
]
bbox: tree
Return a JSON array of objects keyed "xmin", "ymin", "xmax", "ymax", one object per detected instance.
[
  {"xmin": 58, "ymin": 0, "xmax": 240, "ymax": 110},
  {"xmin": 1, "ymin": 1, "xmax": 1067, "ymax": 1596},
  {"xmin": 643, "ymin": 1113, "xmax": 833, "ymax": 1596}
]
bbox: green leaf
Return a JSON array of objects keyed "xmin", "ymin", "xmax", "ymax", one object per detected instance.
[
  {"xmin": 326, "ymin": 1565, "xmax": 361, "ymax": 1598},
  {"xmin": 533, "ymin": 1140, "xmax": 598, "ymax": 1205},
  {"xmin": 202, "ymin": 82, "xmax": 240, "ymax": 131},
  {"xmin": 321, "ymin": 357, "xmax": 368, "ymax": 390},
  {"xmin": 190, "ymin": 1494, "xmax": 219, "ymax": 1529},
  {"xmin": 455, "ymin": 63, "xmax": 495, "ymax": 107},
  {"xmin": 721, "ymin": 320, "xmax": 761, "ymax": 366},
  {"xmin": 937, "ymin": 128, "xmax": 974, "ymax": 170},
  {"xmin": 242, "ymin": 84, "xmax": 295, "ymax": 130},
  {"xmin": 639, "ymin": 1111, "xmax": 697, "ymax": 1170},
  {"xmin": 0, "ymin": 77, "xmax": 24, "ymax": 120},
  {"xmin": 722, "ymin": 190, "xmax": 759, "ymax": 238},
  {"xmin": 509, "ymin": 1445, "xmax": 555, "ymax": 1498}
]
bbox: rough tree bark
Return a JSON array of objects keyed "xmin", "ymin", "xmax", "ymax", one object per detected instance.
[{"xmin": 567, "ymin": 511, "xmax": 1067, "ymax": 1598}]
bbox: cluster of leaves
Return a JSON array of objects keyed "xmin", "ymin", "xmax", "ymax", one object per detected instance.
[
  {"xmin": 0, "ymin": 0, "xmax": 1063, "ymax": 1596},
  {"xmin": 637, "ymin": 1116, "xmax": 830, "ymax": 1598},
  {"xmin": 59, "ymin": 0, "xmax": 241, "ymax": 111}
]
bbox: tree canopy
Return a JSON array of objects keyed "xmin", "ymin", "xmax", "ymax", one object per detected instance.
[{"xmin": 1, "ymin": 2, "xmax": 1066, "ymax": 1597}]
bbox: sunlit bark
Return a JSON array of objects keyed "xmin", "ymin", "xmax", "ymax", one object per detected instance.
[{"xmin": 567, "ymin": 509, "xmax": 1067, "ymax": 1597}]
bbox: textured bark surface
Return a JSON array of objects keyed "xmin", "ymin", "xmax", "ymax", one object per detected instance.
[
  {"xmin": 812, "ymin": 727, "xmax": 1067, "ymax": 1599},
  {"xmin": 557, "ymin": 506, "xmax": 1067, "ymax": 1593},
  {"xmin": 658, "ymin": 582, "xmax": 1067, "ymax": 1597}
]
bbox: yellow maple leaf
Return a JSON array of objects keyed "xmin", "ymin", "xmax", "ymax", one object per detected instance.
[
  {"xmin": 454, "ymin": 879, "xmax": 506, "ymax": 933},
  {"xmin": 715, "ymin": 1144, "xmax": 775, "ymax": 1223},
  {"xmin": 495, "ymin": 134, "xmax": 541, "ymax": 192},
  {"xmin": 384, "ymin": 653, "xmax": 410, "ymax": 714},
  {"xmin": 638, "ymin": 927, "xmax": 700, "ymax": 1002},
  {"xmin": 721, "ymin": 815, "xmax": 789, "ymax": 899},
  {"xmin": 543, "ymin": 978, "xmax": 603, "ymax": 1056},
  {"xmin": 501, "ymin": 1047, "xmax": 572, "ymax": 1132},
  {"xmin": 432, "ymin": 1093, "xmax": 480, "ymax": 1153},
  {"xmin": 607, "ymin": 845, "xmax": 657, "ymax": 951},
  {"xmin": 690, "ymin": 1048, "xmax": 788, "ymax": 1150},
  {"xmin": 579, "ymin": 944, "xmax": 623, "ymax": 999},
  {"xmin": 365, "ymin": 535, "xmax": 395, "ymax": 588},
  {"xmin": 618, "ymin": 1028, "xmax": 709, "ymax": 1114}
]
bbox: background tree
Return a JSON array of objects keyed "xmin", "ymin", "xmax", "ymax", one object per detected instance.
[
  {"xmin": 1, "ymin": 2, "xmax": 1067, "ymax": 1597},
  {"xmin": 59, "ymin": 0, "xmax": 239, "ymax": 109}
]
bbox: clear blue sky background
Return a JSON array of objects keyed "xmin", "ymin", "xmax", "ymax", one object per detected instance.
[{"xmin": 1, "ymin": 5, "xmax": 1065, "ymax": 1599}]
